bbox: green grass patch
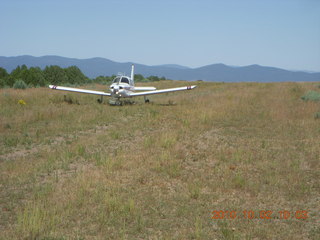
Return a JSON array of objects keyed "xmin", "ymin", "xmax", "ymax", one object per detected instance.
[{"xmin": 301, "ymin": 90, "xmax": 320, "ymax": 101}]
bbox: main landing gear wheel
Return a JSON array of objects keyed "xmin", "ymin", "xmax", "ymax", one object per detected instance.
[
  {"xmin": 144, "ymin": 96, "xmax": 150, "ymax": 103},
  {"xmin": 97, "ymin": 96, "xmax": 103, "ymax": 104}
]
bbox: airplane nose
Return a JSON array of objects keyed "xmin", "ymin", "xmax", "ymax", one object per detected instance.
[{"xmin": 112, "ymin": 86, "xmax": 119, "ymax": 94}]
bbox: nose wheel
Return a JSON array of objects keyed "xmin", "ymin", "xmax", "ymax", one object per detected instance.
[{"xmin": 108, "ymin": 97, "xmax": 123, "ymax": 106}]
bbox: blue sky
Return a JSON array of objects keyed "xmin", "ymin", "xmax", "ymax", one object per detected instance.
[{"xmin": 1, "ymin": 0, "xmax": 320, "ymax": 71}]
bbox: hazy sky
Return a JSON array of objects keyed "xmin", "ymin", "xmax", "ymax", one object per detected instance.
[{"xmin": 1, "ymin": 0, "xmax": 320, "ymax": 71}]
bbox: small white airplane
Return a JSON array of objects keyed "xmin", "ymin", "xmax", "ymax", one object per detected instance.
[{"xmin": 49, "ymin": 65, "xmax": 196, "ymax": 105}]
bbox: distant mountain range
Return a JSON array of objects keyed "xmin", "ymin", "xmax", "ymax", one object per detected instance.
[{"xmin": 0, "ymin": 55, "xmax": 319, "ymax": 82}]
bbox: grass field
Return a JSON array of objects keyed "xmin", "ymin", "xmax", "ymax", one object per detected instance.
[{"xmin": 0, "ymin": 81, "xmax": 319, "ymax": 239}]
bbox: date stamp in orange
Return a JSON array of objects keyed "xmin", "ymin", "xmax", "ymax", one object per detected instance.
[{"xmin": 211, "ymin": 210, "xmax": 308, "ymax": 220}]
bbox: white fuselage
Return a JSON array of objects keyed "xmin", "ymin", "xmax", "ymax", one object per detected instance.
[{"xmin": 109, "ymin": 76, "xmax": 134, "ymax": 98}]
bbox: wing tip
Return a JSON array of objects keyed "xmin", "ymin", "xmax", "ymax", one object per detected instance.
[{"xmin": 187, "ymin": 85, "xmax": 197, "ymax": 90}]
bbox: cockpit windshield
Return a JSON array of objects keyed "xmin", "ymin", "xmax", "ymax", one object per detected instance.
[
  {"xmin": 121, "ymin": 77, "xmax": 129, "ymax": 84},
  {"xmin": 112, "ymin": 76, "xmax": 130, "ymax": 85},
  {"xmin": 112, "ymin": 77, "xmax": 121, "ymax": 84}
]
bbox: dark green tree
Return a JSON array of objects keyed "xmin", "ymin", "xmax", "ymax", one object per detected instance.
[
  {"xmin": 134, "ymin": 74, "xmax": 144, "ymax": 82},
  {"xmin": 64, "ymin": 66, "xmax": 88, "ymax": 85},
  {"xmin": 44, "ymin": 65, "xmax": 68, "ymax": 85},
  {"xmin": 26, "ymin": 67, "xmax": 46, "ymax": 86},
  {"xmin": 10, "ymin": 65, "xmax": 28, "ymax": 87},
  {"xmin": 0, "ymin": 79, "xmax": 6, "ymax": 88},
  {"xmin": 147, "ymin": 75, "xmax": 160, "ymax": 81},
  {"xmin": 10, "ymin": 65, "xmax": 22, "ymax": 79},
  {"xmin": 0, "ymin": 67, "xmax": 8, "ymax": 79},
  {"xmin": 0, "ymin": 67, "xmax": 9, "ymax": 87}
]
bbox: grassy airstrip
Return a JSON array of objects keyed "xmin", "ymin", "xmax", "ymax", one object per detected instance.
[{"xmin": 0, "ymin": 81, "xmax": 319, "ymax": 239}]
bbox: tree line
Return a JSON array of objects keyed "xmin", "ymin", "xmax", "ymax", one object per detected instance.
[
  {"xmin": 0, "ymin": 65, "xmax": 167, "ymax": 89},
  {"xmin": 0, "ymin": 65, "xmax": 89, "ymax": 89}
]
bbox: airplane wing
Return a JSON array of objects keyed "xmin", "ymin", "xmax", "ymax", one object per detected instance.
[
  {"xmin": 129, "ymin": 85, "xmax": 196, "ymax": 97},
  {"xmin": 49, "ymin": 85, "xmax": 111, "ymax": 96},
  {"xmin": 133, "ymin": 87, "xmax": 156, "ymax": 91}
]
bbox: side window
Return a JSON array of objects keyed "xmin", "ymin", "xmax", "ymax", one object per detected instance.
[{"xmin": 112, "ymin": 77, "xmax": 120, "ymax": 83}]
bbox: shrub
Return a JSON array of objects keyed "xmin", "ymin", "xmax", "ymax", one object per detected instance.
[
  {"xmin": 13, "ymin": 79, "xmax": 28, "ymax": 89},
  {"xmin": 301, "ymin": 91, "xmax": 320, "ymax": 102}
]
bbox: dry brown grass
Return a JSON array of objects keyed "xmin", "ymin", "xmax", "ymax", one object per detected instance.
[{"xmin": 0, "ymin": 81, "xmax": 319, "ymax": 239}]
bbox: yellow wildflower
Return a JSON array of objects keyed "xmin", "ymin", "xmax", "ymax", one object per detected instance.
[{"xmin": 18, "ymin": 99, "xmax": 26, "ymax": 105}]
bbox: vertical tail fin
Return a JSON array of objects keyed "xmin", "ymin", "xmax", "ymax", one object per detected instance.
[{"xmin": 130, "ymin": 64, "xmax": 135, "ymax": 85}]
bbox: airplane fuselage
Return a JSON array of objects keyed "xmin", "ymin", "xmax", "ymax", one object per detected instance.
[{"xmin": 109, "ymin": 76, "xmax": 134, "ymax": 98}]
